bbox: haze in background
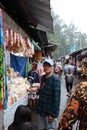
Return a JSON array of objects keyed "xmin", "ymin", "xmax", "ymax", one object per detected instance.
[{"xmin": 51, "ymin": 0, "xmax": 87, "ymax": 33}]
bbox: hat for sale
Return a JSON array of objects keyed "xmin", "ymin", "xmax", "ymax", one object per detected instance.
[{"xmin": 43, "ymin": 58, "xmax": 54, "ymax": 66}]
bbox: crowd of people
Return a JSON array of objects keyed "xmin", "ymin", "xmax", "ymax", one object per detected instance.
[{"xmin": 7, "ymin": 57, "xmax": 87, "ymax": 130}]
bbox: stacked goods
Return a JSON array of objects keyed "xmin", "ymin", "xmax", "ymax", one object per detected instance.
[
  {"xmin": 7, "ymin": 66, "xmax": 31, "ymax": 107},
  {"xmin": 7, "ymin": 65, "xmax": 20, "ymax": 80}
]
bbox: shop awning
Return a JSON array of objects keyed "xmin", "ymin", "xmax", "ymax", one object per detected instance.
[
  {"xmin": 27, "ymin": 27, "xmax": 49, "ymax": 44},
  {"xmin": 43, "ymin": 42, "xmax": 57, "ymax": 54},
  {"xmin": 70, "ymin": 47, "xmax": 87, "ymax": 56},
  {"xmin": 0, "ymin": 0, "xmax": 53, "ymax": 34},
  {"xmin": 32, "ymin": 40, "xmax": 41, "ymax": 51}
]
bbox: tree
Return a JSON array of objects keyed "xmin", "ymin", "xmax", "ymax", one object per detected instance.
[{"xmin": 47, "ymin": 12, "xmax": 87, "ymax": 59}]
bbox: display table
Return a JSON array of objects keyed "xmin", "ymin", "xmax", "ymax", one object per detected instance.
[{"xmin": 3, "ymin": 93, "xmax": 28, "ymax": 130}]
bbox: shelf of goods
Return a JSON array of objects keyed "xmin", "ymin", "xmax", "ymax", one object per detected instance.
[
  {"xmin": 3, "ymin": 66, "xmax": 31, "ymax": 130},
  {"xmin": 3, "ymin": 93, "xmax": 28, "ymax": 130}
]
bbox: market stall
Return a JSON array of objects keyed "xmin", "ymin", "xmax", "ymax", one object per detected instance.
[
  {"xmin": 3, "ymin": 34, "xmax": 34, "ymax": 130},
  {"xmin": 0, "ymin": 1, "xmax": 53, "ymax": 128},
  {"xmin": 0, "ymin": 9, "xmax": 37, "ymax": 130}
]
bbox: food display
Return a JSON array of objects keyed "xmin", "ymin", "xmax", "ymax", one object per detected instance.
[
  {"xmin": 7, "ymin": 66, "xmax": 31, "ymax": 107},
  {"xmin": 4, "ymin": 29, "xmax": 34, "ymax": 57},
  {"xmin": 28, "ymin": 83, "xmax": 40, "ymax": 94}
]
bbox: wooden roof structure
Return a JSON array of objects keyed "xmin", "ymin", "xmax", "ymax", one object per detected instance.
[
  {"xmin": 70, "ymin": 47, "xmax": 87, "ymax": 56},
  {"xmin": 0, "ymin": 0, "xmax": 54, "ymax": 56},
  {"xmin": 43, "ymin": 42, "xmax": 57, "ymax": 55},
  {"xmin": 0, "ymin": 0, "xmax": 53, "ymax": 34}
]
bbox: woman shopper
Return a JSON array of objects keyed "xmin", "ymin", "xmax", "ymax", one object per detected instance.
[
  {"xmin": 8, "ymin": 105, "xmax": 32, "ymax": 130},
  {"xmin": 65, "ymin": 68, "xmax": 74, "ymax": 95},
  {"xmin": 58, "ymin": 81, "xmax": 87, "ymax": 130},
  {"xmin": 54, "ymin": 63, "xmax": 61, "ymax": 79}
]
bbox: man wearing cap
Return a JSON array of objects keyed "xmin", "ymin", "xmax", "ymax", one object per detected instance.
[{"xmin": 37, "ymin": 58, "xmax": 61, "ymax": 130}]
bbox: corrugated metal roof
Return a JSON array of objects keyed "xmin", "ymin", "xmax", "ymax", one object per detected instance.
[
  {"xmin": 70, "ymin": 47, "xmax": 87, "ymax": 56},
  {"xmin": 25, "ymin": 0, "xmax": 53, "ymax": 32},
  {"xmin": 0, "ymin": 0, "xmax": 53, "ymax": 33}
]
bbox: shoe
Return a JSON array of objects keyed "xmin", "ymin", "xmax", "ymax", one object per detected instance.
[{"xmin": 66, "ymin": 93, "xmax": 70, "ymax": 97}]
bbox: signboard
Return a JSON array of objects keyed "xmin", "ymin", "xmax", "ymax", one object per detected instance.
[{"xmin": 70, "ymin": 44, "xmax": 76, "ymax": 53}]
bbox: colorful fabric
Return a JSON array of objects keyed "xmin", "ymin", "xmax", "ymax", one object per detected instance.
[
  {"xmin": 37, "ymin": 74, "xmax": 61, "ymax": 118},
  {"xmin": 4, "ymin": 47, "xmax": 8, "ymax": 109},
  {"xmin": 0, "ymin": 9, "xmax": 5, "ymax": 109},
  {"xmin": 0, "ymin": 9, "xmax": 4, "ymax": 45},
  {"xmin": 58, "ymin": 82, "xmax": 87, "ymax": 130},
  {"xmin": 0, "ymin": 45, "xmax": 4, "ymax": 108}
]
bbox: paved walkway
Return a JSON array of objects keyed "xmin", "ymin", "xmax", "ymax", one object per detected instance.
[
  {"xmin": 58, "ymin": 73, "xmax": 79, "ymax": 129},
  {"xmin": 58, "ymin": 74, "xmax": 68, "ymax": 121}
]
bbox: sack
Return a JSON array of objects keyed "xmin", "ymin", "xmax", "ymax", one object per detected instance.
[{"xmin": 66, "ymin": 75, "xmax": 73, "ymax": 83}]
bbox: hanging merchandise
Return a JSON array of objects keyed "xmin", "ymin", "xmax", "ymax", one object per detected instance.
[
  {"xmin": 34, "ymin": 50, "xmax": 42, "ymax": 61},
  {"xmin": 23, "ymin": 36, "xmax": 34, "ymax": 57},
  {"xmin": 0, "ymin": 46, "xmax": 4, "ymax": 109},
  {"xmin": 0, "ymin": 9, "xmax": 5, "ymax": 109},
  {"xmin": 4, "ymin": 29, "xmax": 34, "ymax": 57},
  {"xmin": 1, "ymin": 9, "xmax": 35, "ymax": 130}
]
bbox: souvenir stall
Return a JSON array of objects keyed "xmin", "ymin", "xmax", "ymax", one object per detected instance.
[
  {"xmin": 3, "ymin": 32, "xmax": 34, "ymax": 130},
  {"xmin": 70, "ymin": 47, "xmax": 87, "ymax": 65},
  {"xmin": 0, "ymin": 0, "xmax": 54, "ymax": 128},
  {"xmin": 70, "ymin": 47, "xmax": 87, "ymax": 76},
  {"xmin": 0, "ymin": 9, "xmax": 36, "ymax": 130}
]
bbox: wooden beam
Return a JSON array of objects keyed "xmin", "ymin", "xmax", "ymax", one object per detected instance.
[{"xmin": 18, "ymin": 0, "xmax": 37, "ymax": 27}]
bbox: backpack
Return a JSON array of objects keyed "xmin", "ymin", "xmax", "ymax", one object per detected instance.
[{"xmin": 66, "ymin": 75, "xmax": 73, "ymax": 83}]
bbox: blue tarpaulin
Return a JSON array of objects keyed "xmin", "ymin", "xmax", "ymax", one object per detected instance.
[
  {"xmin": 10, "ymin": 53, "xmax": 28, "ymax": 78},
  {"xmin": 0, "ymin": 15, "xmax": 4, "ymax": 45}
]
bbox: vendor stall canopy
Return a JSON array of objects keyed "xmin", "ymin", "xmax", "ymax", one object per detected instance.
[
  {"xmin": 43, "ymin": 42, "xmax": 57, "ymax": 54},
  {"xmin": 0, "ymin": 0, "xmax": 53, "ymax": 35},
  {"xmin": 70, "ymin": 47, "xmax": 87, "ymax": 56},
  {"xmin": 32, "ymin": 40, "xmax": 41, "ymax": 51}
]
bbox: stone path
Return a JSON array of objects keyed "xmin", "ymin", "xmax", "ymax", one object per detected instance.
[{"xmin": 58, "ymin": 73, "xmax": 79, "ymax": 129}]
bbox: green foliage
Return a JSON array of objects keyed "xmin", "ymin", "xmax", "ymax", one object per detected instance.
[{"xmin": 47, "ymin": 12, "xmax": 87, "ymax": 59}]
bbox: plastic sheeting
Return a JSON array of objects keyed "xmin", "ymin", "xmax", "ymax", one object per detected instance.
[
  {"xmin": 10, "ymin": 53, "xmax": 28, "ymax": 78},
  {"xmin": 0, "ymin": 9, "xmax": 4, "ymax": 46}
]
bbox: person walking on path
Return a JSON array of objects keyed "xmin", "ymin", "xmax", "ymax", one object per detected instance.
[
  {"xmin": 54, "ymin": 63, "xmax": 61, "ymax": 79},
  {"xmin": 65, "ymin": 68, "xmax": 74, "ymax": 95},
  {"xmin": 37, "ymin": 58, "xmax": 61, "ymax": 130},
  {"xmin": 58, "ymin": 81, "xmax": 87, "ymax": 130}
]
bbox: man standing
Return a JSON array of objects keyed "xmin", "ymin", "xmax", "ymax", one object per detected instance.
[{"xmin": 37, "ymin": 58, "xmax": 61, "ymax": 130}]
